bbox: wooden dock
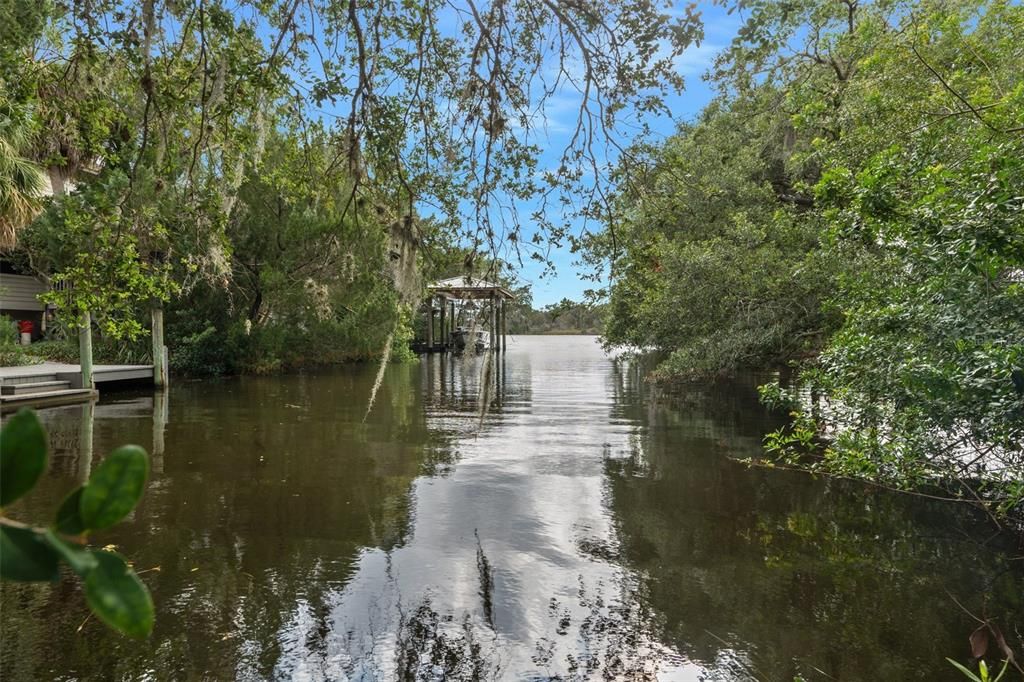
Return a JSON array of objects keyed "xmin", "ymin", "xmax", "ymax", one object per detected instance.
[
  {"xmin": 421, "ymin": 276, "xmax": 514, "ymax": 354},
  {"xmin": 0, "ymin": 362, "xmax": 153, "ymax": 411}
]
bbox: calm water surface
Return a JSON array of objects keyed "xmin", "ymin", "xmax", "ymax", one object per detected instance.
[{"xmin": 2, "ymin": 336, "xmax": 1021, "ymax": 680}]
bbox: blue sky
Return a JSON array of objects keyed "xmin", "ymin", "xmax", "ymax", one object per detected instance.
[
  {"xmin": 515, "ymin": 2, "xmax": 743, "ymax": 307},
  {"xmin": 275, "ymin": 0, "xmax": 744, "ymax": 308}
]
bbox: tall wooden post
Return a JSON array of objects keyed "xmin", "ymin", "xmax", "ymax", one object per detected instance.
[
  {"xmin": 426, "ymin": 298, "xmax": 434, "ymax": 350},
  {"xmin": 439, "ymin": 297, "xmax": 447, "ymax": 351},
  {"xmin": 500, "ymin": 298, "xmax": 507, "ymax": 351},
  {"xmin": 152, "ymin": 302, "xmax": 167, "ymax": 387},
  {"xmin": 79, "ymin": 310, "xmax": 94, "ymax": 390},
  {"xmin": 489, "ymin": 293, "xmax": 496, "ymax": 351}
]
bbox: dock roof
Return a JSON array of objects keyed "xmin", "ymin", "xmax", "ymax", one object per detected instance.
[{"xmin": 427, "ymin": 276, "xmax": 515, "ymax": 300}]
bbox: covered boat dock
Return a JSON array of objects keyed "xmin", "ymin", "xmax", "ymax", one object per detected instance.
[{"xmin": 419, "ymin": 276, "xmax": 514, "ymax": 353}]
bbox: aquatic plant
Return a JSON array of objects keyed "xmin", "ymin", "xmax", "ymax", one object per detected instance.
[{"xmin": 948, "ymin": 658, "xmax": 1011, "ymax": 682}]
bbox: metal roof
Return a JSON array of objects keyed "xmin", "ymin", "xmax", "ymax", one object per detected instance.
[{"xmin": 427, "ymin": 276, "xmax": 515, "ymax": 300}]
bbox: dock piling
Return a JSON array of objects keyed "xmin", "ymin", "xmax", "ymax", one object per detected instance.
[
  {"xmin": 152, "ymin": 302, "xmax": 167, "ymax": 388},
  {"xmin": 79, "ymin": 310, "xmax": 94, "ymax": 389}
]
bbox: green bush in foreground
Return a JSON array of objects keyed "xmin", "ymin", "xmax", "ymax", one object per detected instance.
[{"xmin": 0, "ymin": 409, "xmax": 154, "ymax": 638}]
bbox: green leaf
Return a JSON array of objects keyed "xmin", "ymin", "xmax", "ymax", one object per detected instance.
[
  {"xmin": 947, "ymin": 658, "xmax": 984, "ymax": 682},
  {"xmin": 54, "ymin": 487, "xmax": 87, "ymax": 535},
  {"xmin": 83, "ymin": 550, "xmax": 154, "ymax": 638},
  {"xmin": 42, "ymin": 530, "xmax": 98, "ymax": 577},
  {"xmin": 991, "ymin": 658, "xmax": 1011, "ymax": 682},
  {"xmin": 0, "ymin": 525, "xmax": 59, "ymax": 582},
  {"xmin": 80, "ymin": 445, "xmax": 149, "ymax": 531},
  {"xmin": 1, "ymin": 409, "xmax": 48, "ymax": 507}
]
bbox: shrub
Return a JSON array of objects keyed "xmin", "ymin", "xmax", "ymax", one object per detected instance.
[
  {"xmin": 168, "ymin": 325, "xmax": 232, "ymax": 376},
  {"xmin": 0, "ymin": 318, "xmax": 39, "ymax": 366}
]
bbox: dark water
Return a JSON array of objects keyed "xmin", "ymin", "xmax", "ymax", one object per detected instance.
[{"xmin": 1, "ymin": 336, "xmax": 1021, "ymax": 680}]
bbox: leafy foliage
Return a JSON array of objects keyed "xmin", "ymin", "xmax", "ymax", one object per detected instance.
[
  {"xmin": 597, "ymin": 90, "xmax": 837, "ymax": 376},
  {"xmin": 0, "ymin": 103, "xmax": 46, "ymax": 248},
  {"xmin": 0, "ymin": 410, "xmax": 47, "ymax": 506},
  {"xmin": 948, "ymin": 658, "xmax": 1011, "ymax": 682},
  {"xmin": 0, "ymin": 410, "xmax": 154, "ymax": 638},
  {"xmin": 594, "ymin": 0, "xmax": 1024, "ymax": 526},
  {"xmin": 3, "ymin": 0, "xmax": 707, "ymax": 363},
  {"xmin": 507, "ymin": 297, "xmax": 607, "ymax": 335},
  {"xmin": 0, "ymin": 316, "xmax": 40, "ymax": 366}
]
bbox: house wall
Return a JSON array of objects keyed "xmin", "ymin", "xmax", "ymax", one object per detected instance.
[
  {"xmin": 0, "ymin": 273, "xmax": 47, "ymax": 340},
  {"xmin": 0, "ymin": 273, "xmax": 46, "ymax": 311}
]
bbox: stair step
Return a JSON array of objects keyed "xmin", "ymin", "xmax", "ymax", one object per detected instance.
[
  {"xmin": 0, "ymin": 388, "xmax": 96, "ymax": 410},
  {"xmin": 0, "ymin": 374, "xmax": 59, "ymax": 386},
  {"xmin": 1, "ymin": 380, "xmax": 72, "ymax": 395}
]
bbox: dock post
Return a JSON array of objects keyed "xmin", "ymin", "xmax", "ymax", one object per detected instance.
[
  {"xmin": 500, "ymin": 298, "xmax": 507, "ymax": 351},
  {"xmin": 152, "ymin": 302, "xmax": 167, "ymax": 387},
  {"xmin": 79, "ymin": 310, "xmax": 94, "ymax": 389},
  {"xmin": 439, "ymin": 297, "xmax": 447, "ymax": 352},
  {"xmin": 489, "ymin": 293, "xmax": 496, "ymax": 351},
  {"xmin": 426, "ymin": 297, "xmax": 434, "ymax": 350}
]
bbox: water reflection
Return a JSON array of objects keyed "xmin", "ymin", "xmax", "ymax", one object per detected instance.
[
  {"xmin": 0, "ymin": 337, "xmax": 1020, "ymax": 681},
  {"xmin": 314, "ymin": 341, "xmax": 690, "ymax": 680},
  {"xmin": 605, "ymin": 369, "xmax": 1023, "ymax": 680}
]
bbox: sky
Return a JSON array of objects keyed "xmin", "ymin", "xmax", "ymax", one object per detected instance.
[
  {"xmin": 515, "ymin": 3, "xmax": 744, "ymax": 307},
  {"xmin": 280, "ymin": 0, "xmax": 745, "ymax": 308}
]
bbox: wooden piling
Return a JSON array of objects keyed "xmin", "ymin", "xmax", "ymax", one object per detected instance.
[
  {"xmin": 500, "ymin": 299, "xmax": 507, "ymax": 351},
  {"xmin": 489, "ymin": 293, "xmax": 497, "ymax": 350},
  {"xmin": 439, "ymin": 297, "xmax": 447, "ymax": 351},
  {"xmin": 426, "ymin": 297, "xmax": 434, "ymax": 349},
  {"xmin": 152, "ymin": 302, "xmax": 167, "ymax": 387},
  {"xmin": 78, "ymin": 310, "xmax": 94, "ymax": 389}
]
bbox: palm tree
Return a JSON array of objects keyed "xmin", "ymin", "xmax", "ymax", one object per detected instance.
[{"xmin": 0, "ymin": 105, "xmax": 46, "ymax": 250}]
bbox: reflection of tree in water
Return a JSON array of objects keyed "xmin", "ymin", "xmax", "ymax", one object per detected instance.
[
  {"xmin": 0, "ymin": 366, "xmax": 462, "ymax": 680},
  {"xmin": 11, "ymin": 342, "xmax": 1019, "ymax": 680},
  {"xmin": 346, "ymin": 573, "xmax": 691, "ymax": 681},
  {"xmin": 604, "ymin": 367, "xmax": 1024, "ymax": 680},
  {"xmin": 394, "ymin": 602, "xmax": 494, "ymax": 681},
  {"xmin": 417, "ymin": 352, "xmax": 531, "ymax": 477}
]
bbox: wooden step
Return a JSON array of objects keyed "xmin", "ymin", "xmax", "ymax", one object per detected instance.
[
  {"xmin": 0, "ymin": 388, "xmax": 97, "ymax": 411},
  {"xmin": 1, "ymin": 380, "xmax": 72, "ymax": 395},
  {"xmin": 0, "ymin": 373, "xmax": 59, "ymax": 386}
]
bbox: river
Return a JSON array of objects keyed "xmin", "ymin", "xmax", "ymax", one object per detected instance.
[{"xmin": 2, "ymin": 336, "xmax": 1021, "ymax": 680}]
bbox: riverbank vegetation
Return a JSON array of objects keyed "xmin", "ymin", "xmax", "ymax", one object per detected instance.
[
  {"xmin": 507, "ymin": 297, "xmax": 607, "ymax": 335},
  {"xmin": 591, "ymin": 0, "xmax": 1024, "ymax": 528},
  {"xmin": 1, "ymin": 0, "xmax": 1019, "ymax": 527},
  {"xmin": 1, "ymin": 0, "xmax": 702, "ymax": 376}
]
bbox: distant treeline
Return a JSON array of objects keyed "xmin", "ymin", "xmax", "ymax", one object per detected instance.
[{"xmin": 507, "ymin": 298, "xmax": 606, "ymax": 335}]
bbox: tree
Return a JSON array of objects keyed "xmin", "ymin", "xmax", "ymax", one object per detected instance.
[
  {"xmin": 1, "ymin": 0, "xmax": 707, "ymax": 366},
  {"xmin": 599, "ymin": 90, "xmax": 837, "ymax": 376},
  {"xmin": 0, "ymin": 105, "xmax": 46, "ymax": 249},
  {"xmin": 593, "ymin": 0, "xmax": 1024, "ymax": 525}
]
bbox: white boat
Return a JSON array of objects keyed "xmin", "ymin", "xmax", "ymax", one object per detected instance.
[{"xmin": 450, "ymin": 327, "xmax": 488, "ymax": 354}]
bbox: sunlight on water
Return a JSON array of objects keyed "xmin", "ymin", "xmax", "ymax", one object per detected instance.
[{"xmin": 1, "ymin": 337, "xmax": 1020, "ymax": 680}]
